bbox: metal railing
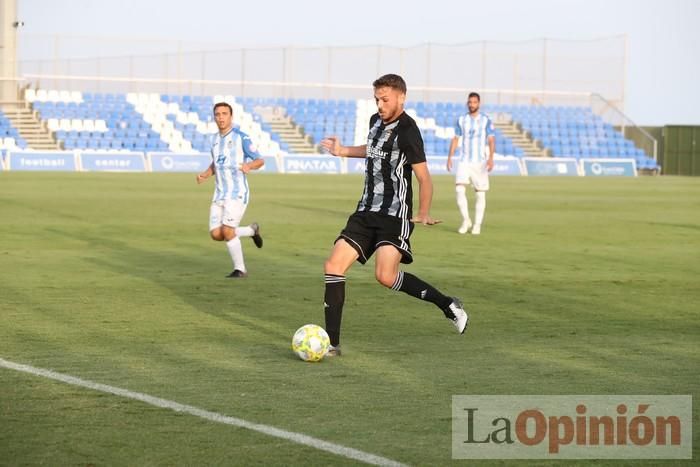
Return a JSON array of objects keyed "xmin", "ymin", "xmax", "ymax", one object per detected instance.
[{"xmin": 590, "ymin": 93, "xmax": 658, "ymax": 161}]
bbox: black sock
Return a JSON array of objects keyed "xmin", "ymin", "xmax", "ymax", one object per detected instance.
[
  {"xmin": 324, "ymin": 274, "xmax": 345, "ymax": 346},
  {"xmin": 392, "ymin": 271, "xmax": 454, "ymax": 317}
]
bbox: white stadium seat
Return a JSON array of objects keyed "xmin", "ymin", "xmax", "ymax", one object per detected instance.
[
  {"xmin": 71, "ymin": 119, "xmax": 84, "ymax": 131},
  {"xmin": 94, "ymin": 120, "xmax": 107, "ymax": 132},
  {"xmin": 3, "ymin": 137, "xmax": 16, "ymax": 149},
  {"xmin": 47, "ymin": 118, "xmax": 60, "ymax": 131},
  {"xmin": 35, "ymin": 89, "xmax": 48, "ymax": 102},
  {"xmin": 24, "ymin": 88, "xmax": 37, "ymax": 102},
  {"xmin": 187, "ymin": 112, "xmax": 199, "ymax": 124},
  {"xmin": 175, "ymin": 112, "xmax": 188, "ymax": 124}
]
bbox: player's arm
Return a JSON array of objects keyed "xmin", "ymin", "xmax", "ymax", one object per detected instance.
[
  {"xmin": 411, "ymin": 162, "xmax": 441, "ymax": 225},
  {"xmin": 196, "ymin": 162, "xmax": 215, "ymax": 184},
  {"xmin": 486, "ymin": 118, "xmax": 495, "ymax": 172},
  {"xmin": 241, "ymin": 158, "xmax": 264, "ymax": 173},
  {"xmin": 447, "ymin": 118, "xmax": 462, "ymax": 172},
  {"xmin": 321, "ymin": 136, "xmax": 366, "ymax": 158},
  {"xmin": 402, "ymin": 122, "xmax": 440, "ymax": 225},
  {"xmin": 447, "ymin": 137, "xmax": 459, "ymax": 172},
  {"xmin": 240, "ymin": 134, "xmax": 266, "ymax": 173},
  {"xmin": 486, "ymin": 135, "xmax": 495, "ymax": 171}
]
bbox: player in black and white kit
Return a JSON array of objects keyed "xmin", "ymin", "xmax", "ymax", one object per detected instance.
[{"xmin": 320, "ymin": 74, "xmax": 469, "ymax": 356}]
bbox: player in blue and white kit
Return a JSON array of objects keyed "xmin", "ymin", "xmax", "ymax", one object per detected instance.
[
  {"xmin": 447, "ymin": 92, "xmax": 495, "ymax": 235},
  {"xmin": 197, "ymin": 102, "xmax": 264, "ymax": 278}
]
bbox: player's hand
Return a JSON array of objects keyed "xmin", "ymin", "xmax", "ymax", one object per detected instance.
[
  {"xmin": 446, "ymin": 158, "xmax": 453, "ymax": 172},
  {"xmin": 411, "ymin": 215, "xmax": 442, "ymax": 226},
  {"xmin": 196, "ymin": 173, "xmax": 208, "ymax": 184},
  {"xmin": 320, "ymin": 136, "xmax": 342, "ymax": 157},
  {"xmin": 239, "ymin": 163, "xmax": 251, "ymax": 174},
  {"xmin": 486, "ymin": 159, "xmax": 494, "ymax": 172}
]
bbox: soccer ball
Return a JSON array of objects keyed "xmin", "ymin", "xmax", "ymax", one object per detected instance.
[{"xmin": 292, "ymin": 324, "xmax": 330, "ymax": 362}]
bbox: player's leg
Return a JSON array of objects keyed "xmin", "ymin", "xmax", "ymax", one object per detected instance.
[
  {"xmin": 323, "ymin": 212, "xmax": 374, "ymax": 355},
  {"xmin": 209, "ymin": 202, "xmax": 226, "ymax": 241},
  {"xmin": 235, "ymin": 222, "xmax": 263, "ymax": 248},
  {"xmin": 472, "ymin": 191, "xmax": 486, "ymax": 235},
  {"xmin": 222, "ymin": 200, "xmax": 248, "ymax": 277},
  {"xmin": 455, "ymin": 161, "xmax": 472, "ymax": 234},
  {"xmin": 323, "ymin": 239, "xmax": 360, "ymax": 354},
  {"xmin": 374, "ymin": 246, "xmax": 468, "ymax": 333},
  {"xmin": 373, "ymin": 215, "xmax": 469, "ymax": 334},
  {"xmin": 471, "ymin": 163, "xmax": 490, "ymax": 235},
  {"xmin": 455, "ymin": 184, "xmax": 471, "ymax": 234}
]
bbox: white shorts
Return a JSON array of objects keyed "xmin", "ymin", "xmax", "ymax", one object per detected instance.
[
  {"xmin": 456, "ymin": 160, "xmax": 490, "ymax": 191},
  {"xmin": 209, "ymin": 199, "xmax": 247, "ymax": 231}
]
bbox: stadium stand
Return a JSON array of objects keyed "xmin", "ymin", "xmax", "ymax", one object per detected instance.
[
  {"xmin": 0, "ymin": 111, "xmax": 28, "ymax": 150},
  {"xmin": 22, "ymin": 88, "xmax": 659, "ymax": 170},
  {"xmin": 282, "ymin": 98, "xmax": 357, "ymax": 148},
  {"xmin": 402, "ymin": 101, "xmax": 659, "ymax": 170},
  {"xmin": 28, "ymin": 89, "xmax": 169, "ymax": 152},
  {"xmin": 154, "ymin": 94, "xmax": 282, "ymax": 155}
]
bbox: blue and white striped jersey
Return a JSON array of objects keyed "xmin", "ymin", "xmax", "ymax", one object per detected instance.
[
  {"xmin": 454, "ymin": 113, "xmax": 495, "ymax": 163},
  {"xmin": 210, "ymin": 128, "xmax": 262, "ymax": 203}
]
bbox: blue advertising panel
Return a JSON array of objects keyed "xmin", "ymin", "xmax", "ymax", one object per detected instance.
[
  {"xmin": 346, "ymin": 158, "xmax": 367, "ymax": 174},
  {"xmin": 283, "ymin": 155, "xmax": 341, "ymax": 174},
  {"xmin": 7, "ymin": 151, "xmax": 77, "ymax": 171},
  {"xmin": 149, "ymin": 153, "xmax": 211, "ymax": 172},
  {"xmin": 523, "ymin": 157, "xmax": 580, "ymax": 176},
  {"xmin": 260, "ymin": 155, "xmax": 279, "ymax": 173},
  {"xmin": 581, "ymin": 159, "xmax": 637, "ymax": 177},
  {"xmin": 348, "ymin": 156, "xmax": 523, "ymax": 176},
  {"xmin": 491, "ymin": 158, "xmax": 523, "ymax": 176},
  {"xmin": 347, "ymin": 156, "xmax": 450, "ymax": 175},
  {"xmin": 149, "ymin": 153, "xmax": 279, "ymax": 173},
  {"xmin": 80, "ymin": 151, "xmax": 146, "ymax": 172}
]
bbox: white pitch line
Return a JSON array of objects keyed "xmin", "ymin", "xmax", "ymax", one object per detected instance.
[{"xmin": 0, "ymin": 357, "xmax": 408, "ymax": 467}]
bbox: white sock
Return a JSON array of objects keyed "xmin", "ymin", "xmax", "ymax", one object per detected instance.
[
  {"xmin": 226, "ymin": 237, "xmax": 246, "ymax": 272},
  {"xmin": 455, "ymin": 185, "xmax": 470, "ymax": 222},
  {"xmin": 475, "ymin": 191, "xmax": 486, "ymax": 226},
  {"xmin": 236, "ymin": 226, "xmax": 254, "ymax": 237}
]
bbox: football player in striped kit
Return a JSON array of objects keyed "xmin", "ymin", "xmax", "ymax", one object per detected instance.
[
  {"xmin": 321, "ymin": 74, "xmax": 469, "ymax": 356},
  {"xmin": 447, "ymin": 92, "xmax": 496, "ymax": 235},
  {"xmin": 197, "ymin": 102, "xmax": 264, "ymax": 278}
]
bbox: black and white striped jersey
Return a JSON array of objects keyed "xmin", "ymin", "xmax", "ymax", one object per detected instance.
[{"xmin": 356, "ymin": 112, "xmax": 426, "ymax": 220}]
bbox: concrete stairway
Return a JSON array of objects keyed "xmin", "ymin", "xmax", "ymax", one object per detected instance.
[
  {"xmin": 494, "ymin": 121, "xmax": 547, "ymax": 157},
  {"xmin": 1, "ymin": 103, "xmax": 61, "ymax": 150},
  {"xmin": 255, "ymin": 106, "xmax": 318, "ymax": 154}
]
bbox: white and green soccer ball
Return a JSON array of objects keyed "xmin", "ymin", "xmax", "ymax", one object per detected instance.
[{"xmin": 292, "ymin": 324, "xmax": 330, "ymax": 362}]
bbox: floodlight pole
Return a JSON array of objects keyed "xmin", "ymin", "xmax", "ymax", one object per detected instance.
[{"xmin": 0, "ymin": 0, "xmax": 19, "ymax": 101}]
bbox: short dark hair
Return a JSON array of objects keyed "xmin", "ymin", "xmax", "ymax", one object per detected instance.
[
  {"xmin": 213, "ymin": 102, "xmax": 232, "ymax": 114},
  {"xmin": 373, "ymin": 74, "xmax": 407, "ymax": 94},
  {"xmin": 468, "ymin": 92, "xmax": 481, "ymax": 101}
]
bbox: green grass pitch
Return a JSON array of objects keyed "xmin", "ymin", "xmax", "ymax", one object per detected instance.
[{"xmin": 1, "ymin": 172, "xmax": 698, "ymax": 466}]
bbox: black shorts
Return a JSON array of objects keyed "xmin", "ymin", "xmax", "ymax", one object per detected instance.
[{"xmin": 336, "ymin": 211, "xmax": 415, "ymax": 265}]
